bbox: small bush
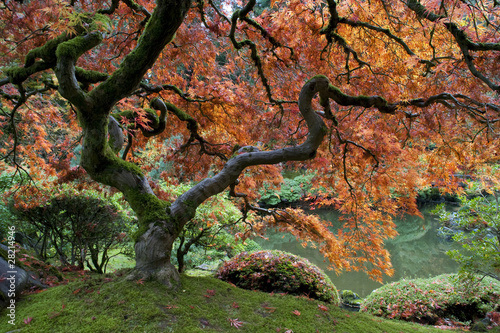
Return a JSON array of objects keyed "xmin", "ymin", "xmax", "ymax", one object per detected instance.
[
  {"xmin": 361, "ymin": 274, "xmax": 500, "ymax": 324},
  {"xmin": 13, "ymin": 184, "xmax": 135, "ymax": 274},
  {"xmin": 216, "ymin": 250, "xmax": 340, "ymax": 304}
]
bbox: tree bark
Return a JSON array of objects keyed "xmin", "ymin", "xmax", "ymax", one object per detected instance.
[{"xmin": 129, "ymin": 222, "xmax": 180, "ymax": 288}]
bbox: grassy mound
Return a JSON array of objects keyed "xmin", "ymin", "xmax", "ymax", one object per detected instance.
[
  {"xmin": 217, "ymin": 250, "xmax": 339, "ymax": 304},
  {"xmin": 361, "ymin": 274, "xmax": 500, "ymax": 325},
  {"xmin": 0, "ymin": 270, "xmax": 446, "ymax": 333}
]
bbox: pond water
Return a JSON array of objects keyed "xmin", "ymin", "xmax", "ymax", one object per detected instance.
[{"xmin": 254, "ymin": 207, "xmax": 460, "ymax": 297}]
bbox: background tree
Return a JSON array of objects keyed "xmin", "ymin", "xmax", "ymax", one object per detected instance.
[
  {"xmin": 0, "ymin": 0, "xmax": 499, "ymax": 286},
  {"xmin": 435, "ymin": 183, "xmax": 500, "ymax": 282}
]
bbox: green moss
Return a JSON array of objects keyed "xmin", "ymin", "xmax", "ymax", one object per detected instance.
[
  {"xmin": 130, "ymin": 192, "xmax": 170, "ymax": 227},
  {"xmin": 113, "ymin": 110, "xmax": 135, "ymax": 122},
  {"xmin": 89, "ymin": 13, "xmax": 113, "ymax": 32},
  {"xmin": 25, "ymin": 34, "xmax": 69, "ymax": 67},
  {"xmin": 56, "ymin": 33, "xmax": 103, "ymax": 60},
  {"xmin": 75, "ymin": 67, "xmax": 109, "ymax": 83},
  {"xmin": 164, "ymin": 102, "xmax": 192, "ymax": 122},
  {"xmin": 4, "ymin": 66, "xmax": 31, "ymax": 84},
  {"xmin": 2, "ymin": 273, "xmax": 445, "ymax": 333},
  {"xmin": 144, "ymin": 108, "xmax": 159, "ymax": 127},
  {"xmin": 309, "ymin": 74, "xmax": 328, "ymax": 81}
]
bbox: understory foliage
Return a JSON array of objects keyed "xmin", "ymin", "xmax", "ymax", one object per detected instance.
[
  {"xmin": 259, "ymin": 172, "xmax": 316, "ymax": 206},
  {"xmin": 165, "ymin": 182, "xmax": 261, "ymax": 272},
  {"xmin": 0, "ymin": 243, "xmax": 64, "ymax": 288},
  {"xmin": 0, "ymin": 172, "xmax": 21, "ymax": 239},
  {"xmin": 0, "ymin": 0, "xmax": 499, "ymax": 282},
  {"xmin": 361, "ymin": 274, "xmax": 500, "ymax": 325},
  {"xmin": 12, "ymin": 184, "xmax": 135, "ymax": 274},
  {"xmin": 435, "ymin": 186, "xmax": 500, "ymax": 282},
  {"xmin": 216, "ymin": 250, "xmax": 340, "ymax": 304}
]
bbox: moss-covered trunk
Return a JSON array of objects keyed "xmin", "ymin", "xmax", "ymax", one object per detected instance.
[
  {"xmin": 50, "ymin": 0, "xmax": 192, "ymax": 287},
  {"xmin": 132, "ymin": 221, "xmax": 180, "ymax": 287}
]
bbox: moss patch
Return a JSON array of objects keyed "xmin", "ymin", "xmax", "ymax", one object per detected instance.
[{"xmin": 1, "ymin": 273, "xmax": 444, "ymax": 333}]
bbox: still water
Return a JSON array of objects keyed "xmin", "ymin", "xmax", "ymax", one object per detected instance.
[{"xmin": 255, "ymin": 207, "xmax": 460, "ymax": 297}]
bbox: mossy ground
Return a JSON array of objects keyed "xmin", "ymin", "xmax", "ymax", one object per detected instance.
[{"xmin": 2, "ymin": 269, "xmax": 449, "ymax": 333}]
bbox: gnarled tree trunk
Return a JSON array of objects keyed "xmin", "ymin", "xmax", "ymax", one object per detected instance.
[
  {"xmin": 132, "ymin": 222, "xmax": 180, "ymax": 288},
  {"xmin": 51, "ymin": 0, "xmax": 332, "ymax": 287}
]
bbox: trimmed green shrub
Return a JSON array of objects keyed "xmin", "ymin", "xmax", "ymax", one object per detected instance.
[
  {"xmin": 361, "ymin": 274, "xmax": 500, "ymax": 324},
  {"xmin": 216, "ymin": 250, "xmax": 340, "ymax": 304},
  {"xmin": 13, "ymin": 184, "xmax": 135, "ymax": 274}
]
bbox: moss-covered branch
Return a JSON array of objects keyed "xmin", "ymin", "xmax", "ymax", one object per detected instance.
[
  {"xmin": 55, "ymin": 32, "xmax": 103, "ymax": 109},
  {"xmin": 88, "ymin": 0, "xmax": 191, "ymax": 112}
]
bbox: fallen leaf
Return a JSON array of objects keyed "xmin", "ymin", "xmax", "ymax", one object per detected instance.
[
  {"xmin": 318, "ymin": 304, "xmax": 328, "ymax": 312},
  {"xmin": 228, "ymin": 318, "xmax": 243, "ymax": 329},
  {"xmin": 292, "ymin": 310, "xmax": 301, "ymax": 316},
  {"xmin": 263, "ymin": 306, "xmax": 276, "ymax": 313}
]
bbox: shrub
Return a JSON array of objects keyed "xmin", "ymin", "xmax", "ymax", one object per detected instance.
[
  {"xmin": 216, "ymin": 250, "xmax": 340, "ymax": 304},
  {"xmin": 361, "ymin": 274, "xmax": 500, "ymax": 324},
  {"xmin": 13, "ymin": 184, "xmax": 135, "ymax": 273},
  {"xmin": 259, "ymin": 173, "xmax": 316, "ymax": 206}
]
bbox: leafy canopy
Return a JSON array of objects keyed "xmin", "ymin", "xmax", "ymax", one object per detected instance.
[{"xmin": 0, "ymin": 0, "xmax": 499, "ymax": 281}]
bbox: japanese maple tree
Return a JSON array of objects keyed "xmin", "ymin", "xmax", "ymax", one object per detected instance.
[{"xmin": 0, "ymin": 0, "xmax": 499, "ymax": 285}]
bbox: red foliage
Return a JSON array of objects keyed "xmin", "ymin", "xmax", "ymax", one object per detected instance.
[{"xmin": 0, "ymin": 0, "xmax": 499, "ymax": 281}]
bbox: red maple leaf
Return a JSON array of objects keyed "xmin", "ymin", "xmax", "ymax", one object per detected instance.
[
  {"xmin": 318, "ymin": 304, "xmax": 328, "ymax": 312},
  {"xmin": 228, "ymin": 318, "xmax": 243, "ymax": 329}
]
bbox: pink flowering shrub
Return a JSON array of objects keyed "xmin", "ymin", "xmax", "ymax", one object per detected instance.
[
  {"xmin": 216, "ymin": 250, "xmax": 340, "ymax": 304},
  {"xmin": 361, "ymin": 274, "xmax": 500, "ymax": 324}
]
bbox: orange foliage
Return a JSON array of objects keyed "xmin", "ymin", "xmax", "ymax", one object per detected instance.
[{"xmin": 0, "ymin": 0, "xmax": 499, "ymax": 279}]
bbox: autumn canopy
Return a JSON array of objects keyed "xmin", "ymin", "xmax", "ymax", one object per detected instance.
[{"xmin": 0, "ymin": 0, "xmax": 499, "ymax": 285}]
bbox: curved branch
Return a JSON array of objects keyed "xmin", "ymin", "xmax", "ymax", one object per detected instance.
[
  {"xmin": 322, "ymin": 81, "xmax": 500, "ymax": 119},
  {"xmin": 169, "ymin": 75, "xmax": 330, "ymax": 229},
  {"xmin": 229, "ymin": 1, "xmax": 287, "ymax": 111},
  {"xmin": 406, "ymin": 0, "xmax": 500, "ymax": 92},
  {"xmin": 54, "ymin": 32, "xmax": 103, "ymax": 109},
  {"xmin": 88, "ymin": 0, "xmax": 191, "ymax": 112}
]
